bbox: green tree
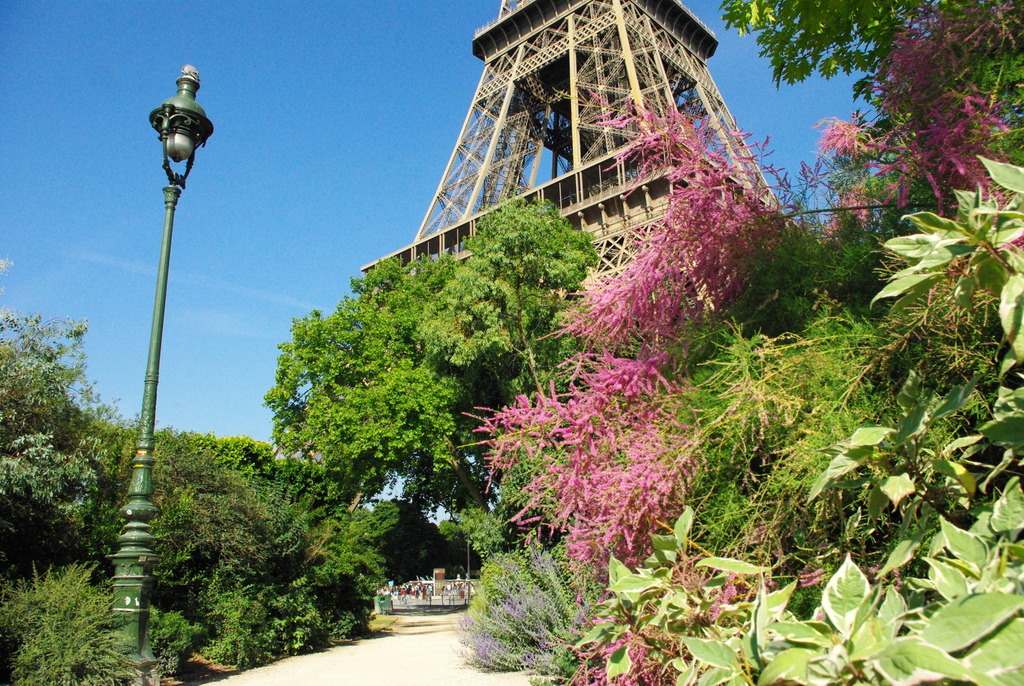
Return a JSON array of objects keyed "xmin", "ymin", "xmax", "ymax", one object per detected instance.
[
  {"xmin": 423, "ymin": 197, "xmax": 597, "ymax": 399},
  {"xmin": 266, "ymin": 199, "xmax": 596, "ymax": 514},
  {"xmin": 353, "ymin": 499, "xmax": 446, "ymax": 582},
  {"xmin": 265, "ymin": 256, "xmax": 478, "ymax": 510},
  {"xmin": 721, "ymin": 0, "xmax": 1024, "ymax": 114},
  {"xmin": 0, "ymin": 306, "xmax": 101, "ymax": 579},
  {"xmin": 720, "ymin": 0, "xmax": 920, "ymax": 86}
]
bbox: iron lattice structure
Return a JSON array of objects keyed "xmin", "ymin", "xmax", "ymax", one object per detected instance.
[{"xmin": 368, "ymin": 0, "xmax": 748, "ymax": 276}]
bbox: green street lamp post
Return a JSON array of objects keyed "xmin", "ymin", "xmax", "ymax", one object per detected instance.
[{"xmin": 110, "ymin": 65, "xmax": 213, "ymax": 684}]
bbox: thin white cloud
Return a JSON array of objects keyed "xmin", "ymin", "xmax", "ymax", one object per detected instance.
[{"xmin": 77, "ymin": 251, "xmax": 318, "ymax": 312}]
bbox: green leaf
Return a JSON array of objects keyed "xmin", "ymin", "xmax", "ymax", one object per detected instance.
[
  {"xmin": 902, "ymin": 212, "xmax": 968, "ymax": 236},
  {"xmin": 878, "ymin": 531, "xmax": 923, "ymax": 577},
  {"xmin": 756, "ymin": 647, "xmax": 815, "ymax": 685},
  {"xmin": 696, "ymin": 557, "xmax": 771, "ymax": 575},
  {"xmin": 873, "ymin": 636, "xmax": 976, "ymax": 685},
  {"xmin": 871, "ymin": 273, "xmax": 941, "ymax": 307},
  {"xmin": 990, "ymin": 478, "xmax": 1024, "ymax": 539},
  {"xmin": 577, "ymin": 621, "xmax": 618, "ymax": 647},
  {"xmin": 927, "ymin": 558, "xmax": 969, "ymax": 601},
  {"xmin": 766, "ymin": 582, "xmax": 796, "ymax": 617},
  {"xmin": 880, "ymin": 474, "xmax": 916, "ymax": 507},
  {"xmin": 965, "ymin": 617, "xmax": 1024, "ymax": 674},
  {"xmin": 608, "ymin": 556, "xmax": 629, "ymax": 585},
  {"xmin": 1000, "ymin": 275, "xmax": 1024, "ymax": 362},
  {"xmin": 674, "ymin": 507, "xmax": 694, "ymax": 550},
  {"xmin": 849, "ymin": 425, "xmax": 896, "ymax": 448},
  {"xmin": 895, "ymin": 400, "xmax": 929, "ymax": 446},
  {"xmin": 696, "ymin": 667, "xmax": 734, "ymax": 686},
  {"xmin": 932, "ymin": 459, "xmax": 977, "ymax": 496},
  {"xmin": 896, "ymin": 372, "xmax": 922, "ymax": 410},
  {"xmin": 878, "ymin": 589, "xmax": 907, "ymax": 638},
  {"xmin": 821, "ymin": 555, "xmax": 869, "ymax": 636},
  {"xmin": 979, "ymin": 415, "xmax": 1024, "ymax": 450},
  {"xmin": 610, "ymin": 571, "xmax": 661, "ymax": 595},
  {"xmin": 981, "ymin": 157, "xmax": 1024, "ymax": 194},
  {"xmin": 607, "ymin": 645, "xmax": 632, "ymax": 679},
  {"xmin": 868, "ymin": 484, "xmax": 888, "ymax": 519},
  {"xmin": 932, "ymin": 381, "xmax": 975, "ymax": 421},
  {"xmin": 921, "ymin": 593, "xmax": 1024, "ymax": 652},
  {"xmin": 770, "ymin": 621, "xmax": 832, "ymax": 647},
  {"xmin": 683, "ymin": 636, "xmax": 737, "ymax": 671},
  {"xmin": 940, "ymin": 518, "xmax": 989, "ymax": 571},
  {"xmin": 649, "ymin": 534, "xmax": 679, "ymax": 564},
  {"xmin": 808, "ymin": 454, "xmax": 859, "ymax": 501}
]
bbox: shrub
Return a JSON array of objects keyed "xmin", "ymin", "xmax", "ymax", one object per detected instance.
[
  {"xmin": 0, "ymin": 563, "xmax": 135, "ymax": 686},
  {"xmin": 149, "ymin": 608, "xmax": 205, "ymax": 677},
  {"xmin": 202, "ymin": 586, "xmax": 275, "ymax": 669},
  {"xmin": 460, "ymin": 548, "xmax": 595, "ymax": 679}
]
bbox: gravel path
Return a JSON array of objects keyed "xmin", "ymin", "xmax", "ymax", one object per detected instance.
[{"xmin": 181, "ymin": 605, "xmax": 534, "ymax": 686}]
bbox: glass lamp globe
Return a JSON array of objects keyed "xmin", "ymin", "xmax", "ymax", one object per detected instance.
[{"xmin": 165, "ymin": 131, "xmax": 196, "ymax": 163}]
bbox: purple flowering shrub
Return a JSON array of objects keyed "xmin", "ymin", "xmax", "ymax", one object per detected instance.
[{"xmin": 459, "ymin": 548, "xmax": 596, "ymax": 678}]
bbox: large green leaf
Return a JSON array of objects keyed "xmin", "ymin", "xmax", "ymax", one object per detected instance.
[
  {"xmin": 965, "ymin": 618, "xmax": 1024, "ymax": 675},
  {"xmin": 696, "ymin": 557, "xmax": 771, "ymax": 575},
  {"xmin": 808, "ymin": 454, "xmax": 859, "ymax": 501},
  {"xmin": 905, "ymin": 210, "xmax": 966, "ymax": 237},
  {"xmin": 683, "ymin": 636, "xmax": 738, "ymax": 671},
  {"xmin": 610, "ymin": 571, "xmax": 661, "ymax": 596},
  {"xmin": 877, "ymin": 590, "xmax": 907, "ymax": 639},
  {"xmin": 1000, "ymin": 274, "xmax": 1024, "ymax": 363},
  {"xmin": 696, "ymin": 667, "xmax": 735, "ymax": 686},
  {"xmin": 931, "ymin": 381, "xmax": 976, "ymax": 421},
  {"xmin": 849, "ymin": 425, "xmax": 896, "ymax": 447},
  {"xmin": 675, "ymin": 507, "xmax": 694, "ymax": 550},
  {"xmin": 927, "ymin": 558, "xmax": 969, "ymax": 601},
  {"xmin": 920, "ymin": 593, "xmax": 1024, "ymax": 652},
  {"xmin": 896, "ymin": 372, "xmax": 922, "ymax": 410},
  {"xmin": 872, "ymin": 637, "xmax": 977, "ymax": 685},
  {"xmin": 607, "ymin": 645, "xmax": 632, "ymax": 679},
  {"xmin": 880, "ymin": 474, "xmax": 916, "ymax": 507},
  {"xmin": 756, "ymin": 648, "xmax": 815, "ymax": 685},
  {"xmin": 981, "ymin": 157, "xmax": 1024, "ymax": 194},
  {"xmin": 878, "ymin": 530, "xmax": 923, "ymax": 576},
  {"xmin": 821, "ymin": 555, "xmax": 869, "ymax": 636},
  {"xmin": 770, "ymin": 621, "xmax": 832, "ymax": 647},
  {"xmin": 871, "ymin": 272, "xmax": 941, "ymax": 307},
  {"xmin": 990, "ymin": 479, "xmax": 1024, "ymax": 539},
  {"xmin": 940, "ymin": 518, "xmax": 989, "ymax": 571},
  {"xmin": 932, "ymin": 459, "xmax": 977, "ymax": 497}
]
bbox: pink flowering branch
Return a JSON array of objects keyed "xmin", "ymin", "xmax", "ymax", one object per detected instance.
[
  {"xmin": 480, "ymin": 107, "xmax": 783, "ymax": 568},
  {"xmin": 817, "ymin": 3, "xmax": 1014, "ymax": 213}
]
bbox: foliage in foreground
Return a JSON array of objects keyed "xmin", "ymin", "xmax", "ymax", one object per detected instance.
[
  {"xmin": 584, "ymin": 483, "xmax": 1024, "ymax": 685},
  {"xmin": 0, "ymin": 564, "xmax": 135, "ymax": 686},
  {"xmin": 575, "ymin": 158, "xmax": 1024, "ymax": 685}
]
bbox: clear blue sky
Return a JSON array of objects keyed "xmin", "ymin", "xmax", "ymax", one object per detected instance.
[{"xmin": 1, "ymin": 1, "xmax": 858, "ymax": 442}]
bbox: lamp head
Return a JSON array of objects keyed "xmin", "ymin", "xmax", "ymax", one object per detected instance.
[{"xmin": 150, "ymin": 66, "xmax": 214, "ymax": 185}]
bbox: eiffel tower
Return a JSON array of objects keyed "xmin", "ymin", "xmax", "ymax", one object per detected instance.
[{"xmin": 368, "ymin": 0, "xmax": 746, "ymax": 275}]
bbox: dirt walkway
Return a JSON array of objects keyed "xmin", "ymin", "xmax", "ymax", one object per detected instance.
[{"xmin": 180, "ymin": 605, "xmax": 534, "ymax": 686}]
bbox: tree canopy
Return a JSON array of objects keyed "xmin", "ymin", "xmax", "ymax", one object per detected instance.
[{"xmin": 265, "ymin": 198, "xmax": 596, "ymax": 514}]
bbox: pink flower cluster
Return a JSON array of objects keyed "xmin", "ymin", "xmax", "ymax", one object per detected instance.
[
  {"xmin": 483, "ymin": 354, "xmax": 695, "ymax": 567},
  {"xmin": 565, "ymin": 109, "xmax": 778, "ymax": 350},
  {"xmin": 482, "ymin": 108, "xmax": 780, "ymax": 568},
  {"xmin": 819, "ymin": 4, "xmax": 1014, "ymax": 211}
]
